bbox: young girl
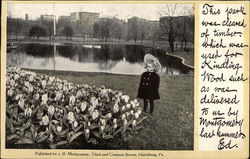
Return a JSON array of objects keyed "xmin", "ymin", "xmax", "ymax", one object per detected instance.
[{"xmin": 137, "ymin": 54, "xmax": 161, "ymax": 115}]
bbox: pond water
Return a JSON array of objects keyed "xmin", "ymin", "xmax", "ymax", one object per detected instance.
[{"xmin": 7, "ymin": 43, "xmax": 193, "ymax": 75}]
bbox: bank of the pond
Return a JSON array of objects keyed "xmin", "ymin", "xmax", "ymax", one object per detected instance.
[
  {"xmin": 24, "ymin": 68, "xmax": 194, "ymax": 150},
  {"xmin": 10, "ymin": 39, "xmax": 194, "ymax": 67}
]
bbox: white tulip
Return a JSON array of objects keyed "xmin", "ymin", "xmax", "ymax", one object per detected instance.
[
  {"xmin": 126, "ymin": 104, "xmax": 131, "ymax": 109},
  {"xmin": 69, "ymin": 95, "xmax": 76, "ymax": 106},
  {"xmin": 76, "ymin": 90, "xmax": 82, "ymax": 98},
  {"xmin": 131, "ymin": 101, "xmax": 136, "ymax": 108},
  {"xmin": 121, "ymin": 114, "xmax": 126, "ymax": 120},
  {"xmin": 132, "ymin": 120, "xmax": 137, "ymax": 126},
  {"xmin": 137, "ymin": 110, "xmax": 142, "ymax": 115},
  {"xmin": 41, "ymin": 80, "xmax": 46, "ymax": 87},
  {"xmin": 90, "ymin": 97, "xmax": 98, "ymax": 108},
  {"xmin": 118, "ymin": 91, "xmax": 122, "ymax": 96},
  {"xmin": 9, "ymin": 80, "xmax": 15, "ymax": 87},
  {"xmin": 35, "ymin": 93, "xmax": 40, "ymax": 100},
  {"xmin": 92, "ymin": 110, "xmax": 99, "ymax": 120},
  {"xmin": 113, "ymin": 118, "xmax": 117, "ymax": 123},
  {"xmin": 48, "ymin": 105, "xmax": 55, "ymax": 116},
  {"xmin": 41, "ymin": 115, "xmax": 49, "ymax": 126},
  {"xmin": 126, "ymin": 112, "xmax": 130, "ymax": 117},
  {"xmin": 7, "ymin": 89, "xmax": 13, "ymax": 97},
  {"xmin": 121, "ymin": 95, "xmax": 129, "ymax": 103},
  {"xmin": 67, "ymin": 112, "xmax": 75, "ymax": 123},
  {"xmin": 24, "ymin": 107, "xmax": 32, "ymax": 117},
  {"xmin": 130, "ymin": 110, "xmax": 134, "ymax": 115},
  {"xmin": 15, "ymin": 94, "xmax": 23, "ymax": 101},
  {"xmin": 100, "ymin": 125, "xmax": 105, "ymax": 131},
  {"xmin": 124, "ymin": 119, "xmax": 128, "ymax": 126},
  {"xmin": 100, "ymin": 118, "xmax": 106, "ymax": 125},
  {"xmin": 14, "ymin": 74, "xmax": 20, "ymax": 80},
  {"xmin": 58, "ymin": 83, "xmax": 63, "ymax": 90},
  {"xmin": 41, "ymin": 94, "xmax": 48, "ymax": 105},
  {"xmin": 113, "ymin": 103, "xmax": 119, "ymax": 113},
  {"xmin": 86, "ymin": 129, "xmax": 90, "ymax": 134},
  {"xmin": 135, "ymin": 113, "xmax": 139, "ymax": 119},
  {"xmin": 80, "ymin": 102, "xmax": 87, "ymax": 112},
  {"xmin": 121, "ymin": 106, "xmax": 125, "ymax": 111},
  {"xmin": 114, "ymin": 123, "xmax": 117, "ymax": 129},
  {"xmin": 73, "ymin": 121, "xmax": 78, "ymax": 128},
  {"xmin": 106, "ymin": 113, "xmax": 112, "ymax": 119},
  {"xmin": 57, "ymin": 126, "xmax": 62, "ymax": 132},
  {"xmin": 29, "ymin": 75, "xmax": 34, "ymax": 82},
  {"xmin": 18, "ymin": 98, "xmax": 25, "ymax": 109},
  {"xmin": 87, "ymin": 121, "xmax": 91, "ymax": 127}
]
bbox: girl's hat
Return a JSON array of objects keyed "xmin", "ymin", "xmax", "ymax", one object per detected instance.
[{"xmin": 144, "ymin": 54, "xmax": 162, "ymax": 74}]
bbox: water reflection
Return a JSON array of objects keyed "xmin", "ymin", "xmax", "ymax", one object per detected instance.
[{"xmin": 7, "ymin": 43, "xmax": 193, "ymax": 75}]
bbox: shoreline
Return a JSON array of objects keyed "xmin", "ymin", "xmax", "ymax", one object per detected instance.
[
  {"xmin": 166, "ymin": 53, "xmax": 194, "ymax": 69},
  {"xmin": 21, "ymin": 68, "xmax": 193, "ymax": 78},
  {"xmin": 9, "ymin": 39, "xmax": 194, "ymax": 67}
]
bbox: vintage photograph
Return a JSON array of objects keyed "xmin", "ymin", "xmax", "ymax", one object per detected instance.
[{"xmin": 5, "ymin": 2, "xmax": 194, "ymax": 150}]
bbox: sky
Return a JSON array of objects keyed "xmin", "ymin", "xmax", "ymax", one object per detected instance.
[{"xmin": 7, "ymin": 3, "xmax": 193, "ymax": 21}]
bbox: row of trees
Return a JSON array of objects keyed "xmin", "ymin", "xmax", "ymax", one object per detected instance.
[
  {"xmin": 7, "ymin": 17, "xmax": 74, "ymax": 40},
  {"xmin": 7, "ymin": 4, "xmax": 194, "ymax": 52},
  {"xmin": 93, "ymin": 18, "xmax": 125, "ymax": 42},
  {"xmin": 159, "ymin": 4, "xmax": 194, "ymax": 52}
]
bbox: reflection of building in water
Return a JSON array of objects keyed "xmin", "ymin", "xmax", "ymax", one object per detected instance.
[
  {"xmin": 163, "ymin": 67, "xmax": 180, "ymax": 75},
  {"xmin": 7, "ymin": 49, "xmax": 55, "ymax": 69},
  {"xmin": 10, "ymin": 43, "xmax": 193, "ymax": 75}
]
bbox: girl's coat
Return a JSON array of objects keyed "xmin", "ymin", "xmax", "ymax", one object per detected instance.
[{"xmin": 137, "ymin": 71, "xmax": 160, "ymax": 100}]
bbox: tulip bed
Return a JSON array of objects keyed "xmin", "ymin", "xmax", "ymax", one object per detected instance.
[{"xmin": 6, "ymin": 67, "xmax": 146, "ymax": 149}]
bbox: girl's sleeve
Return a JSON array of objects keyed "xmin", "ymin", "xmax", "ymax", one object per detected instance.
[
  {"xmin": 137, "ymin": 73, "xmax": 144, "ymax": 98},
  {"xmin": 155, "ymin": 74, "xmax": 160, "ymax": 90},
  {"xmin": 138, "ymin": 73, "xmax": 144, "ymax": 87}
]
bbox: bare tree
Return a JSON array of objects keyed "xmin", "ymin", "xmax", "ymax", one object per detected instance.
[
  {"xmin": 146, "ymin": 21, "xmax": 160, "ymax": 44},
  {"xmin": 110, "ymin": 18, "xmax": 123, "ymax": 41},
  {"xmin": 41, "ymin": 20, "xmax": 53, "ymax": 40},
  {"xmin": 28, "ymin": 25, "xmax": 46, "ymax": 39},
  {"xmin": 159, "ymin": 4, "xmax": 181, "ymax": 53},
  {"xmin": 93, "ymin": 18, "xmax": 112, "ymax": 42},
  {"xmin": 138, "ymin": 20, "xmax": 147, "ymax": 44},
  {"xmin": 11, "ymin": 18, "xmax": 23, "ymax": 40},
  {"xmin": 127, "ymin": 17, "xmax": 138, "ymax": 43},
  {"xmin": 179, "ymin": 5, "xmax": 194, "ymax": 52},
  {"xmin": 62, "ymin": 25, "xmax": 74, "ymax": 40}
]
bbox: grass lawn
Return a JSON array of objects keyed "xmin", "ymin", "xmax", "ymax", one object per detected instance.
[{"xmin": 27, "ymin": 69, "xmax": 194, "ymax": 150}]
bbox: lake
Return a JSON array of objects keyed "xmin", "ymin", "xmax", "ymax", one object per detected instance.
[{"xmin": 7, "ymin": 43, "xmax": 193, "ymax": 75}]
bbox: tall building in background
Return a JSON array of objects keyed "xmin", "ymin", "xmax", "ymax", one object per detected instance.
[
  {"xmin": 70, "ymin": 12, "xmax": 100, "ymax": 36},
  {"xmin": 127, "ymin": 17, "xmax": 147, "ymax": 42},
  {"xmin": 40, "ymin": 14, "xmax": 54, "ymax": 21},
  {"xmin": 25, "ymin": 14, "xmax": 29, "ymax": 21}
]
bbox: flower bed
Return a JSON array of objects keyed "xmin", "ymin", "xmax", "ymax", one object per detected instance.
[{"xmin": 6, "ymin": 67, "xmax": 146, "ymax": 149}]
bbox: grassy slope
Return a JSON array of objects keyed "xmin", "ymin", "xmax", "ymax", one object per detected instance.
[{"xmin": 30, "ymin": 69, "xmax": 194, "ymax": 150}]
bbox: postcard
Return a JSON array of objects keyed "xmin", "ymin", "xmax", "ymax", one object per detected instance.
[{"xmin": 1, "ymin": 0, "xmax": 249, "ymax": 158}]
